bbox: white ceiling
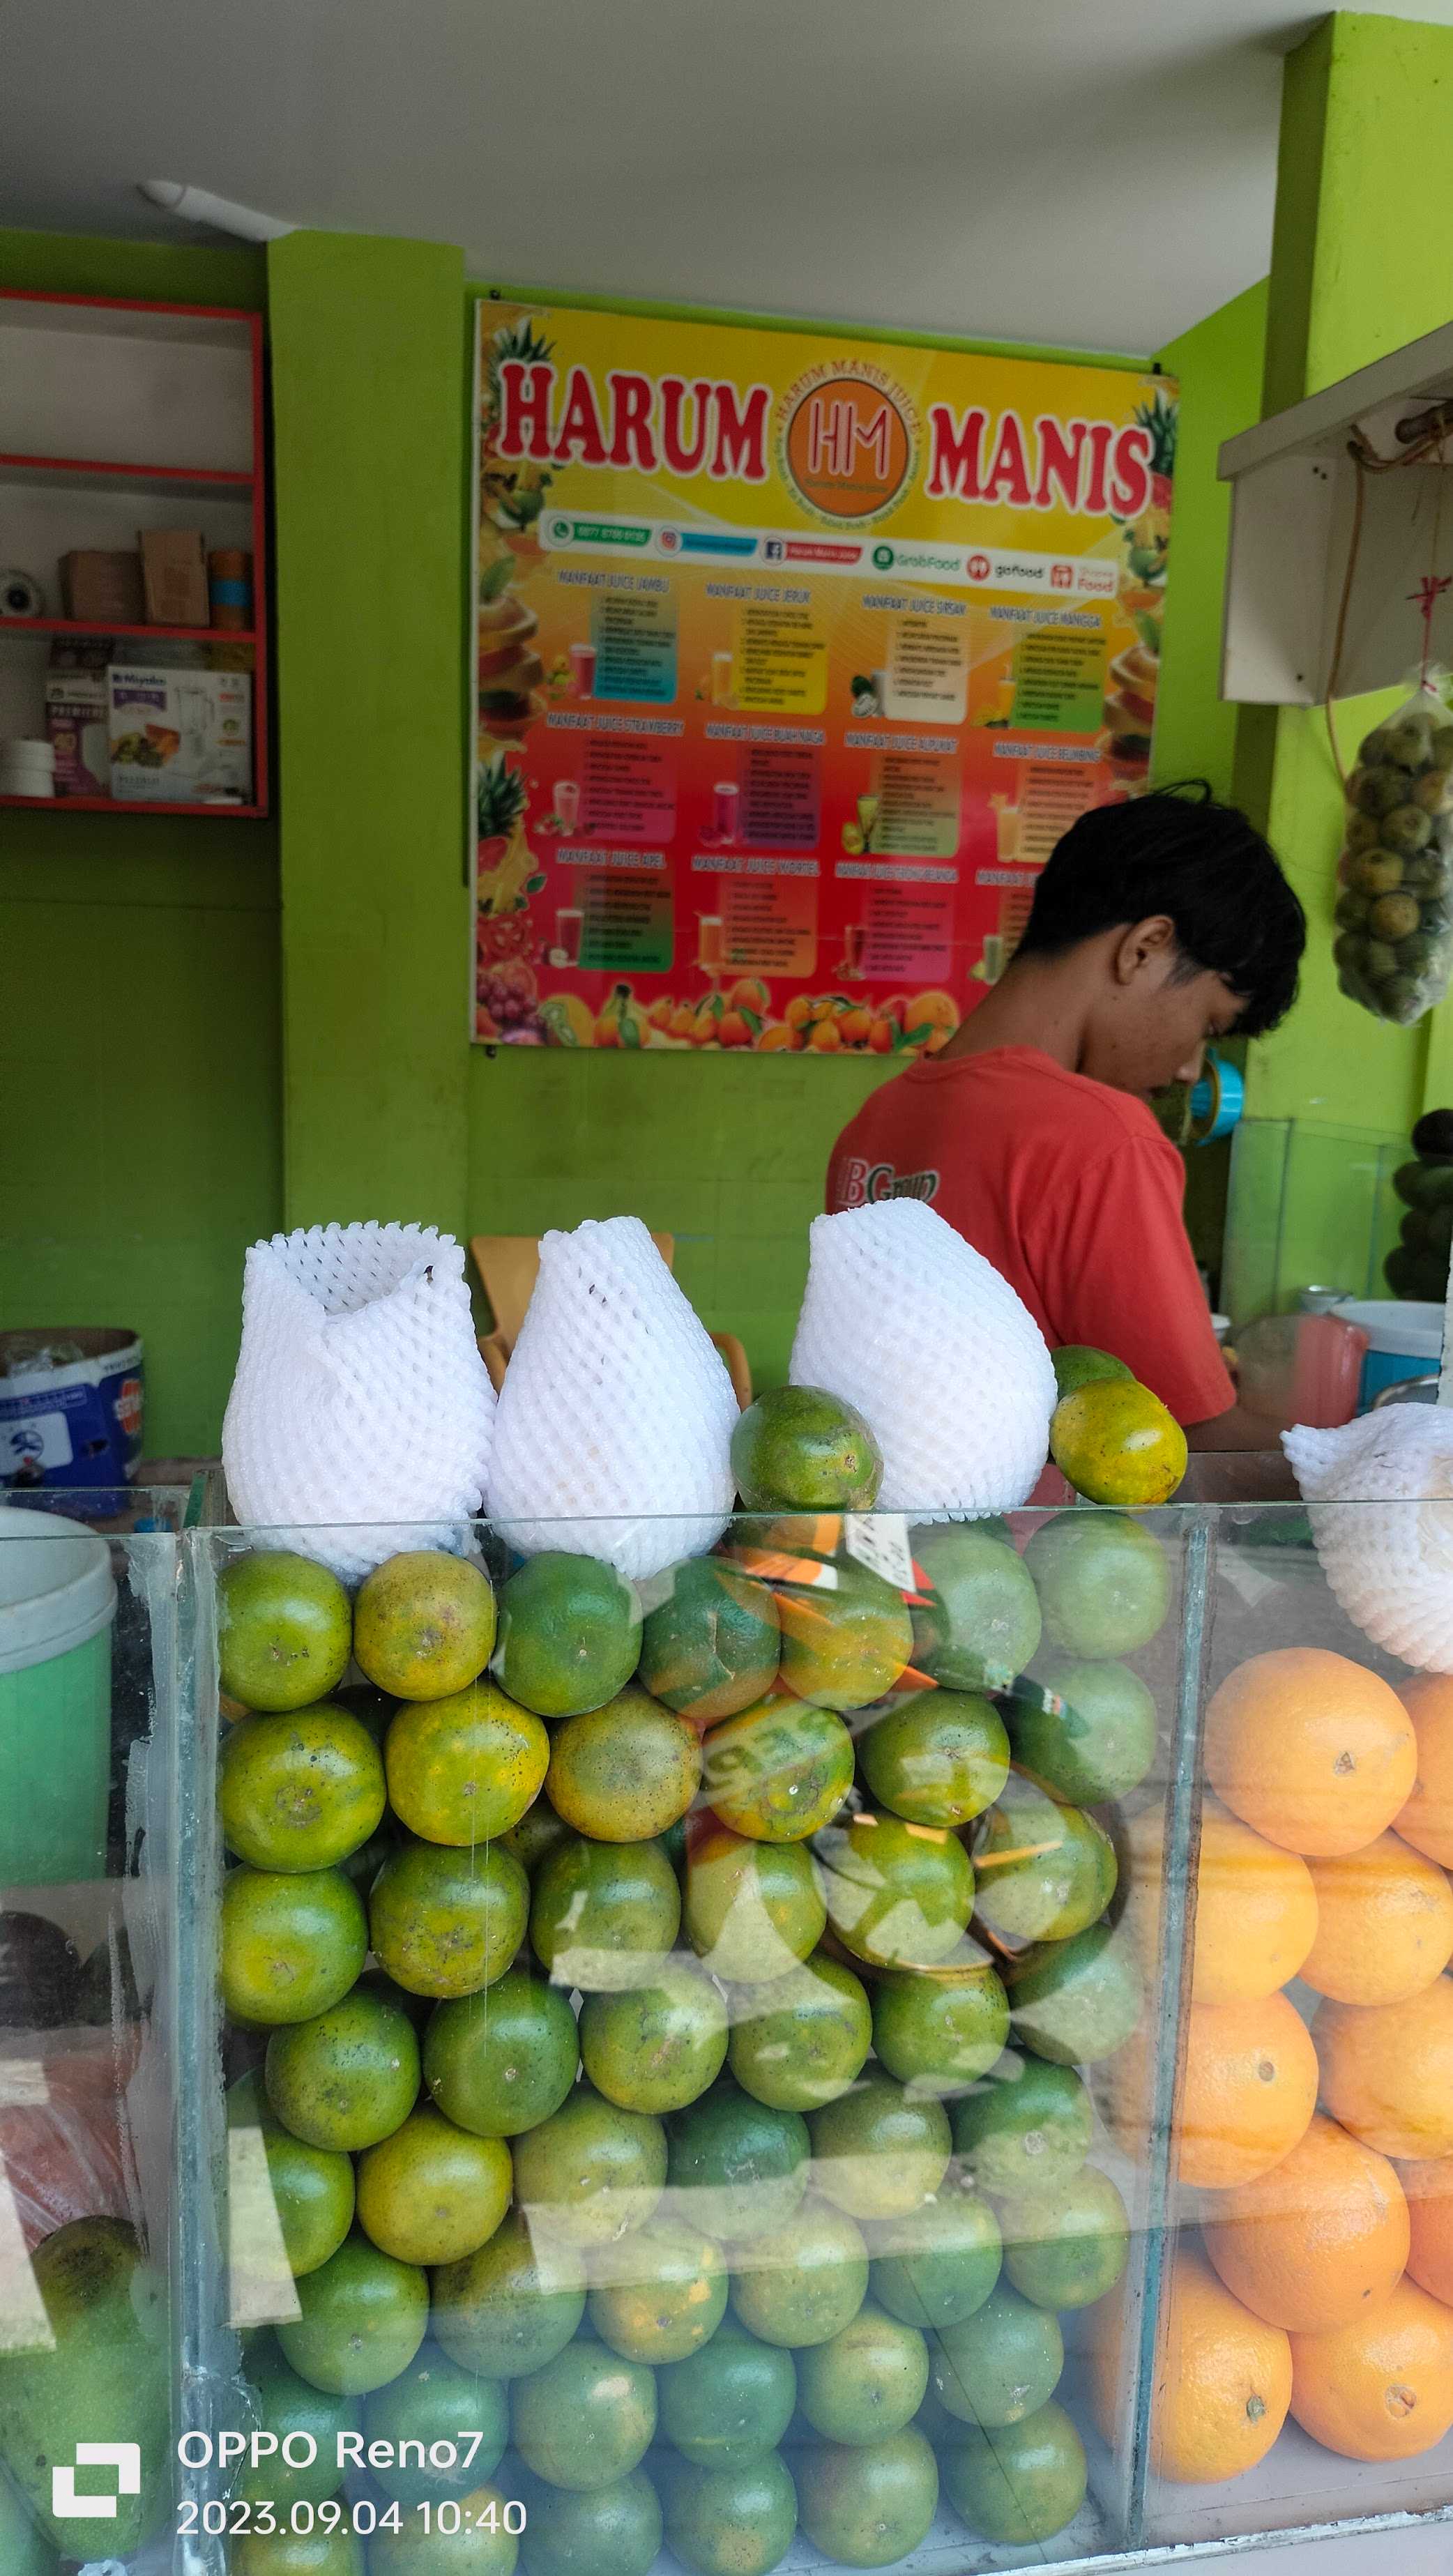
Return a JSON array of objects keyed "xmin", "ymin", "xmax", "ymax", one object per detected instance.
[{"xmin": 6, "ymin": 0, "xmax": 1453, "ymax": 352}]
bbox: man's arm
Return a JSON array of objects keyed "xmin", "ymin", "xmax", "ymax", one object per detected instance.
[{"xmin": 1034, "ymin": 1134, "xmax": 1237, "ymax": 1429}]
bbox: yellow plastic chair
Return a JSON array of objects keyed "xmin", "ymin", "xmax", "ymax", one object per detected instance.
[{"xmin": 470, "ymin": 1232, "xmax": 753, "ymax": 1409}]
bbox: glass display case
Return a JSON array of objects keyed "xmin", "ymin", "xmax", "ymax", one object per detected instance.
[{"xmin": 6, "ymin": 1497, "xmax": 1453, "ymax": 2572}]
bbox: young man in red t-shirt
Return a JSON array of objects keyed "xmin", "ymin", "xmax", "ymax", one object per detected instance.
[{"xmin": 826, "ymin": 785, "xmax": 1305, "ymax": 1445}]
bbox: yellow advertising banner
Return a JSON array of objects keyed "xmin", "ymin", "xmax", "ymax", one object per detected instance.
[{"xmin": 472, "ymin": 300, "xmax": 1174, "ymax": 1054}]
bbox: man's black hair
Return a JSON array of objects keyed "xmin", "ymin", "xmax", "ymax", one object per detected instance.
[{"xmin": 1016, "ymin": 781, "xmax": 1305, "ymax": 1037}]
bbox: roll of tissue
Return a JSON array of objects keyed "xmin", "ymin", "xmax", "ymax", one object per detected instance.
[{"xmin": 0, "ymin": 570, "xmax": 45, "ymax": 620}]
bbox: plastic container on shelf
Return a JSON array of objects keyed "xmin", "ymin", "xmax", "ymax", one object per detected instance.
[
  {"xmin": 0, "ymin": 1505, "xmax": 116, "ymax": 1881},
  {"xmin": 1331, "ymin": 1295, "xmax": 1444, "ymax": 1408}
]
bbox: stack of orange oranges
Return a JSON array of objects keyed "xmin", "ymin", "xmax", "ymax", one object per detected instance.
[{"xmin": 1097, "ymin": 1654, "xmax": 1453, "ymax": 2482}]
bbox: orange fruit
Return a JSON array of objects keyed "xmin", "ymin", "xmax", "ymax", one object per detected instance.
[
  {"xmin": 1288, "ymin": 2277, "xmax": 1453, "ymax": 2460},
  {"xmin": 718, "ymin": 1011, "xmax": 752, "ymax": 1048},
  {"xmin": 756, "ymin": 1022, "xmax": 800, "ymax": 1052},
  {"xmin": 784, "ymin": 995, "xmax": 814, "ymax": 1030},
  {"xmin": 648, "ymin": 998, "xmax": 676, "ymax": 1029},
  {"xmin": 1123, "ymin": 1801, "xmax": 1317, "ymax": 2005},
  {"xmin": 808, "ymin": 1017, "xmax": 842, "ymax": 1052},
  {"xmin": 1109, "ymin": 1994, "xmax": 1317, "ymax": 2188},
  {"xmin": 1090, "ymin": 2248, "xmax": 1291, "ymax": 2484},
  {"xmin": 838, "ymin": 1008, "xmax": 873, "ymax": 1046},
  {"xmin": 1300, "ymin": 1832, "xmax": 1453, "ymax": 2004},
  {"xmin": 730, "ymin": 977, "xmax": 770, "ymax": 1012},
  {"xmin": 907, "ymin": 991, "xmax": 957, "ymax": 1032},
  {"xmin": 1201, "ymin": 2113, "xmax": 1408, "ymax": 2331},
  {"xmin": 1394, "ymin": 1674, "xmax": 1453, "ymax": 1867},
  {"xmin": 1204, "ymin": 1648, "xmax": 1417, "ymax": 1857},
  {"xmin": 868, "ymin": 1019, "xmax": 896, "ymax": 1053},
  {"xmin": 1402, "ymin": 2156, "xmax": 1453, "ymax": 2303},
  {"xmin": 1318, "ymin": 1977, "xmax": 1453, "ymax": 2160}
]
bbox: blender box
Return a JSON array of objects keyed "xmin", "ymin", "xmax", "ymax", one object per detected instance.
[
  {"xmin": 45, "ymin": 665, "xmax": 110, "ymax": 796},
  {"xmin": 109, "ymin": 664, "xmax": 252, "ymax": 803}
]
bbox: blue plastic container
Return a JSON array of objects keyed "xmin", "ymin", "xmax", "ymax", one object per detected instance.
[
  {"xmin": 0, "ymin": 1329, "xmax": 144, "ymax": 1491},
  {"xmin": 1330, "ymin": 1300, "xmax": 1443, "ymax": 1410}
]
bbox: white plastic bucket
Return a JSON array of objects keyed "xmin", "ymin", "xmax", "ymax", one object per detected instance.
[
  {"xmin": 1330, "ymin": 1299, "xmax": 1443, "ymax": 1409},
  {"xmin": 0, "ymin": 1507, "xmax": 116, "ymax": 1882}
]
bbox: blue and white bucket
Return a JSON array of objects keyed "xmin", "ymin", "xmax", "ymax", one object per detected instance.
[
  {"xmin": 1330, "ymin": 1300, "xmax": 1443, "ymax": 1410},
  {"xmin": 0, "ymin": 1329, "xmax": 144, "ymax": 1491}
]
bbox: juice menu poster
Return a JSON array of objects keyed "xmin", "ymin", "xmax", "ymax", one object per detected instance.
[{"xmin": 471, "ymin": 297, "xmax": 1175, "ymax": 1053}]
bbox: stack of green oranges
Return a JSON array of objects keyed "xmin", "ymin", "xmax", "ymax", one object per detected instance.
[{"xmin": 216, "ymin": 1381, "xmax": 1171, "ymax": 2576}]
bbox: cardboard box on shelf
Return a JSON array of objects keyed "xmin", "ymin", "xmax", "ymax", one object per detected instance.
[
  {"xmin": 109, "ymin": 664, "xmax": 252, "ymax": 805},
  {"xmin": 139, "ymin": 528, "xmax": 209, "ymax": 628},
  {"xmin": 60, "ymin": 550, "xmax": 145, "ymax": 623}
]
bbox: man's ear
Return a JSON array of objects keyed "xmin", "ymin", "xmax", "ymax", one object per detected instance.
[{"xmin": 1112, "ymin": 914, "xmax": 1179, "ymax": 986}]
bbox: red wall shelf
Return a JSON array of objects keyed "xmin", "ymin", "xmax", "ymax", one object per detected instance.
[
  {"xmin": 0, "ymin": 793, "xmax": 264, "ymax": 816},
  {"xmin": 1, "ymin": 616, "xmax": 257, "ymax": 644}
]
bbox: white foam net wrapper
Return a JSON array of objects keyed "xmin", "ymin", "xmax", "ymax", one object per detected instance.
[
  {"xmin": 486, "ymin": 1215, "xmax": 738, "ymax": 1580},
  {"xmin": 790, "ymin": 1199, "xmax": 1057, "ymax": 1518},
  {"xmin": 222, "ymin": 1223, "xmax": 495, "ymax": 1581},
  {"xmin": 1283, "ymin": 1408, "xmax": 1453, "ymax": 1672}
]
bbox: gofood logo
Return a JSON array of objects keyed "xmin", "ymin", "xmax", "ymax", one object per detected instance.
[{"xmin": 52, "ymin": 2440, "xmax": 141, "ymax": 2521}]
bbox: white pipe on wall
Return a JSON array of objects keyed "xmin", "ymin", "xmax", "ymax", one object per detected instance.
[{"xmin": 137, "ymin": 181, "xmax": 296, "ymax": 243}]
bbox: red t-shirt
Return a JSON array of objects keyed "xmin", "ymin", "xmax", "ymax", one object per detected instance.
[{"xmin": 826, "ymin": 1046, "xmax": 1234, "ymax": 1427}]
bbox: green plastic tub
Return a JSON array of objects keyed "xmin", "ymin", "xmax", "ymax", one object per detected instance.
[{"xmin": 0, "ymin": 1507, "xmax": 116, "ymax": 1884}]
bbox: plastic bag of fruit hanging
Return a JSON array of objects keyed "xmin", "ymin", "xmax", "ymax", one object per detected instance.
[{"xmin": 1334, "ymin": 676, "xmax": 1453, "ymax": 1025}]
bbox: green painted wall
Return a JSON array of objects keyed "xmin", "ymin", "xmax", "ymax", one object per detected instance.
[
  {"xmin": 1152, "ymin": 281, "xmax": 1268, "ymax": 801},
  {"xmin": 0, "ymin": 228, "xmax": 282, "ymax": 1457},
  {"xmin": 1226, "ymin": 13, "xmax": 1453, "ymax": 1316}
]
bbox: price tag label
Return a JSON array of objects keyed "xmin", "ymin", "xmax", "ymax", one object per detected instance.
[{"xmin": 843, "ymin": 1512, "xmax": 915, "ymax": 1592}]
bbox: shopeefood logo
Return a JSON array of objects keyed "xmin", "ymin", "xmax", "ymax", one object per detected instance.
[
  {"xmin": 777, "ymin": 361, "xmax": 920, "ymax": 528},
  {"xmin": 51, "ymin": 2439, "xmax": 141, "ymax": 2522}
]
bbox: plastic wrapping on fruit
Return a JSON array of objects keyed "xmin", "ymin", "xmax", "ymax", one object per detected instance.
[
  {"xmin": 486, "ymin": 1217, "xmax": 738, "ymax": 1579},
  {"xmin": 222, "ymin": 1223, "xmax": 496, "ymax": 1581},
  {"xmin": 789, "ymin": 1200, "xmax": 1056, "ymax": 1517},
  {"xmin": 1284, "ymin": 1409, "xmax": 1453, "ymax": 1671}
]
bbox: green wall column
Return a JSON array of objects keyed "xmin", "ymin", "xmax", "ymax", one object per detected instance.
[
  {"xmin": 1228, "ymin": 13, "xmax": 1453, "ymax": 1311},
  {"xmin": 268, "ymin": 233, "xmax": 470, "ymax": 1233}
]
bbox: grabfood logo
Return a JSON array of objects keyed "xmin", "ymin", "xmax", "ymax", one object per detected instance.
[
  {"xmin": 779, "ymin": 363, "xmax": 918, "ymax": 527},
  {"xmin": 52, "ymin": 2440, "xmax": 141, "ymax": 2520}
]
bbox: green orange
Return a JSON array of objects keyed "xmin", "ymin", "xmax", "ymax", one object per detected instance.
[
  {"xmin": 1051, "ymin": 1346, "xmax": 1134, "ymax": 1398},
  {"xmin": 1023, "ymin": 1511, "xmax": 1171, "ymax": 1659},
  {"xmin": 510, "ymin": 2338, "xmax": 656, "ymax": 2491},
  {"xmin": 731, "ymin": 1383, "xmax": 883, "ymax": 1511},
  {"xmin": 232, "ymin": 2534, "xmax": 365, "ymax": 2575},
  {"xmin": 237, "ymin": 2336, "xmax": 360, "ymax": 2508},
  {"xmin": 579, "ymin": 1957, "xmax": 729, "ymax": 2114},
  {"xmin": 510, "ymin": 2084, "xmax": 666, "ymax": 2246},
  {"xmin": 701, "ymin": 1693, "xmax": 855, "ymax": 1842},
  {"xmin": 353, "ymin": 1550, "xmax": 496, "ymax": 1700},
  {"xmin": 683, "ymin": 1827, "xmax": 826, "ymax": 1980},
  {"xmin": 728, "ymin": 1953, "xmax": 871, "ymax": 2112},
  {"xmin": 1009, "ymin": 1655, "xmax": 1158, "ymax": 1804},
  {"xmin": 870, "ymin": 1960, "xmax": 1009, "ymax": 2093},
  {"xmin": 657, "ymin": 2316, "xmax": 798, "ymax": 2467},
  {"xmin": 997, "ymin": 2164, "xmax": 1129, "ymax": 2310},
  {"xmin": 355, "ymin": 2104, "xmax": 512, "ymax": 2266},
  {"xmin": 950, "ymin": 2052, "xmax": 1093, "ymax": 2198},
  {"xmin": 929, "ymin": 2280, "xmax": 1063, "ymax": 2427},
  {"xmin": 865, "ymin": 2181, "xmax": 1002, "ymax": 2330},
  {"xmin": 499, "ymin": 1804, "xmax": 570, "ymax": 1873},
  {"xmin": 658, "ymin": 2453, "xmax": 798, "ymax": 2576},
  {"xmin": 277, "ymin": 2231, "xmax": 429, "ymax": 2395},
  {"xmin": 588, "ymin": 2218, "xmax": 729, "ymax": 2361},
  {"xmin": 368, "ymin": 1840, "xmax": 528, "ymax": 1998},
  {"xmin": 664, "ymin": 2076, "xmax": 810, "ymax": 2243},
  {"xmin": 972, "ymin": 1771, "xmax": 1116, "ymax": 1945},
  {"xmin": 1004, "ymin": 1920, "xmax": 1143, "ymax": 2064},
  {"xmin": 728, "ymin": 2194, "xmax": 869, "ymax": 2347},
  {"xmin": 265, "ymin": 1984, "xmax": 420, "ymax": 2153},
  {"xmin": 369, "ymin": 2491, "xmax": 519, "ymax": 2573},
  {"xmin": 363, "ymin": 2345, "xmax": 508, "ymax": 2507},
  {"xmin": 494, "ymin": 1550, "xmax": 641, "ymax": 1718},
  {"xmin": 795, "ymin": 2428, "xmax": 938, "ymax": 2569},
  {"xmin": 815, "ymin": 1808, "xmax": 975, "ymax": 1968},
  {"xmin": 1050, "ymin": 1377, "xmax": 1187, "ymax": 1509},
  {"xmin": 776, "ymin": 1569, "xmax": 912, "ymax": 1711},
  {"xmin": 423, "ymin": 1969, "xmax": 578, "ymax": 2137},
  {"xmin": 639, "ymin": 1556, "xmax": 781, "ymax": 1721},
  {"xmin": 220, "ymin": 1705, "xmax": 386, "ymax": 1872},
  {"xmin": 546, "ymin": 1687, "xmax": 701, "ymax": 1841},
  {"xmin": 808, "ymin": 2070, "xmax": 952, "ymax": 2220},
  {"xmin": 432, "ymin": 2209, "xmax": 585, "ymax": 2379},
  {"xmin": 221, "ymin": 1865, "xmax": 367, "ymax": 2026},
  {"xmin": 529, "ymin": 1834, "xmax": 680, "ymax": 1990},
  {"xmin": 227, "ymin": 2070, "xmax": 354, "ymax": 2276},
  {"xmin": 218, "ymin": 1550, "xmax": 352, "ymax": 1714},
  {"xmin": 384, "ymin": 1683, "xmax": 548, "ymax": 1845},
  {"xmin": 908, "ymin": 1524, "xmax": 1042, "ymax": 1692},
  {"xmin": 859, "ymin": 1688, "xmax": 1009, "ymax": 1827},
  {"xmin": 796, "ymin": 2301, "xmax": 929, "ymax": 2446},
  {"xmin": 517, "ymin": 2469, "xmax": 662, "ymax": 2576},
  {"xmin": 941, "ymin": 2398, "xmax": 1088, "ymax": 2544}
]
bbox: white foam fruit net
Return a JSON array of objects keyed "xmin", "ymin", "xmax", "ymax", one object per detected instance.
[
  {"xmin": 1284, "ymin": 1408, "xmax": 1453, "ymax": 1672},
  {"xmin": 789, "ymin": 1199, "xmax": 1057, "ymax": 1518},
  {"xmin": 486, "ymin": 1215, "xmax": 738, "ymax": 1580},
  {"xmin": 222, "ymin": 1224, "xmax": 495, "ymax": 1581}
]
